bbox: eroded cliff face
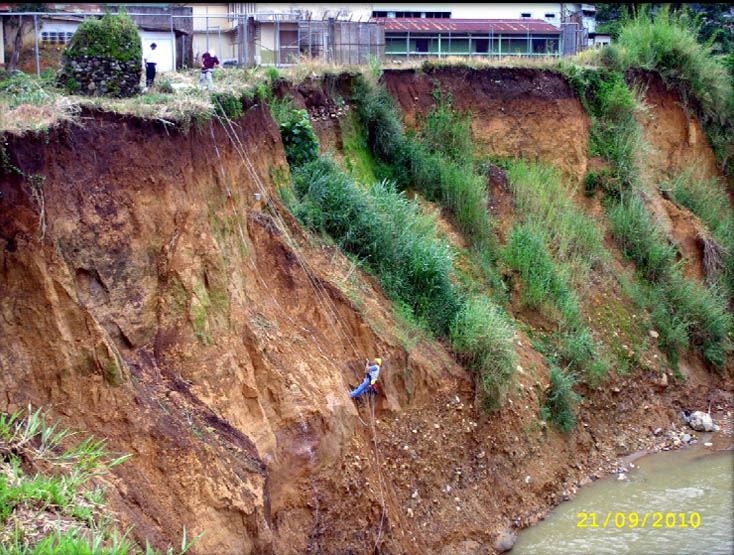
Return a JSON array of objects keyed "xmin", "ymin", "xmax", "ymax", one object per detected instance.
[
  {"xmin": 1, "ymin": 68, "xmax": 731, "ymax": 555},
  {"xmin": 0, "ymin": 104, "xmax": 469, "ymax": 553},
  {"xmin": 382, "ymin": 67, "xmax": 591, "ymax": 183},
  {"xmin": 635, "ymin": 71, "xmax": 721, "ymax": 182},
  {"xmin": 632, "ymin": 71, "xmax": 729, "ymax": 284}
]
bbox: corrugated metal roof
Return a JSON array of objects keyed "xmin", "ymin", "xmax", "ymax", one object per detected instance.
[{"xmin": 375, "ymin": 18, "xmax": 561, "ymax": 35}]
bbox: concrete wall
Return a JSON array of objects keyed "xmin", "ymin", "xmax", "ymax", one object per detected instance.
[{"xmin": 187, "ymin": 3, "xmax": 235, "ymax": 32}]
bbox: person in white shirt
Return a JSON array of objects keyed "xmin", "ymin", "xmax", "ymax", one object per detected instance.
[
  {"xmin": 144, "ymin": 43, "xmax": 159, "ymax": 89},
  {"xmin": 350, "ymin": 358, "xmax": 382, "ymax": 399}
]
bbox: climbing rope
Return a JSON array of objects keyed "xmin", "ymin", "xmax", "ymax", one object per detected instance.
[{"xmin": 209, "ymin": 104, "xmax": 389, "ymax": 551}]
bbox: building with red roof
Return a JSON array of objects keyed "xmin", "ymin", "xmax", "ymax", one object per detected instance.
[{"xmin": 377, "ymin": 17, "xmax": 562, "ymax": 57}]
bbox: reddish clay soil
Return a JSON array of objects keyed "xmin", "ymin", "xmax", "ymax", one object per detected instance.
[
  {"xmin": 383, "ymin": 66, "xmax": 590, "ymax": 184},
  {"xmin": 1, "ymin": 68, "xmax": 732, "ymax": 555},
  {"xmin": 631, "ymin": 71, "xmax": 730, "ymax": 283},
  {"xmin": 633, "ymin": 70, "xmax": 722, "ymax": 182}
]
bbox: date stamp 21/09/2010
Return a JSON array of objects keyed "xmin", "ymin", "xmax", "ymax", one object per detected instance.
[{"xmin": 577, "ymin": 512, "xmax": 701, "ymax": 529}]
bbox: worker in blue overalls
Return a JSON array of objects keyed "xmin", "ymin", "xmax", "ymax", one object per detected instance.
[{"xmin": 350, "ymin": 358, "xmax": 382, "ymax": 398}]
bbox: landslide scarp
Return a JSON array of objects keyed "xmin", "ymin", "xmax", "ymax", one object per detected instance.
[{"xmin": 0, "ymin": 64, "xmax": 731, "ymax": 555}]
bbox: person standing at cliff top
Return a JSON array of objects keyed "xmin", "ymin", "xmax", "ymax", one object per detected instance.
[
  {"xmin": 198, "ymin": 50, "xmax": 221, "ymax": 91},
  {"xmin": 143, "ymin": 42, "xmax": 160, "ymax": 90},
  {"xmin": 350, "ymin": 358, "xmax": 382, "ymax": 399}
]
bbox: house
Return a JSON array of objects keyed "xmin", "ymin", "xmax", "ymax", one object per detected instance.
[
  {"xmin": 0, "ymin": 3, "xmax": 192, "ymax": 72},
  {"xmin": 228, "ymin": 2, "xmax": 596, "ymax": 62},
  {"xmin": 186, "ymin": 3, "xmax": 239, "ymax": 64},
  {"xmin": 185, "ymin": 3, "xmax": 378, "ymax": 66},
  {"xmin": 372, "ymin": 3, "xmax": 597, "ymax": 57},
  {"xmin": 378, "ymin": 18, "xmax": 562, "ymax": 57},
  {"xmin": 2, "ymin": 2, "xmax": 600, "ymax": 71},
  {"xmin": 592, "ymin": 33, "xmax": 611, "ymax": 48}
]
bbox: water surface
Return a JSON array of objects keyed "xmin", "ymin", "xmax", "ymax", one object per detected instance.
[{"xmin": 514, "ymin": 446, "xmax": 734, "ymax": 555}]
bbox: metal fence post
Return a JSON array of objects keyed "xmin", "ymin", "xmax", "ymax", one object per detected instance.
[
  {"xmin": 170, "ymin": 15, "xmax": 175, "ymax": 69},
  {"xmin": 33, "ymin": 15, "xmax": 40, "ymax": 76},
  {"xmin": 328, "ymin": 17, "xmax": 335, "ymax": 64}
]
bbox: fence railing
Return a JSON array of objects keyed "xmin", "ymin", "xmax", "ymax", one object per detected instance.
[
  {"xmin": 2, "ymin": 10, "xmax": 585, "ymax": 76},
  {"xmin": 1, "ymin": 10, "xmax": 384, "ymax": 75}
]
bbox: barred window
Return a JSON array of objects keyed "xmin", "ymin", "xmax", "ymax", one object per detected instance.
[{"xmin": 41, "ymin": 31, "xmax": 74, "ymax": 44}]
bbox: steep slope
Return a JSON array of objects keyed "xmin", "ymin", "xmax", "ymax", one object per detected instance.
[
  {"xmin": 1, "ymin": 66, "xmax": 731, "ymax": 554},
  {"xmin": 0, "ymin": 104, "xmax": 470, "ymax": 553},
  {"xmin": 382, "ymin": 66, "xmax": 590, "ymax": 183},
  {"xmin": 635, "ymin": 71, "xmax": 721, "ymax": 182}
]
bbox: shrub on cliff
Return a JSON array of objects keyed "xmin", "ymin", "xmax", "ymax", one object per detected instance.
[
  {"xmin": 270, "ymin": 96, "xmax": 319, "ymax": 167},
  {"xmin": 58, "ymin": 10, "xmax": 142, "ymax": 97},
  {"xmin": 541, "ymin": 366, "xmax": 581, "ymax": 433},
  {"xmin": 289, "ymin": 157, "xmax": 459, "ymax": 335},
  {"xmin": 450, "ymin": 297, "xmax": 517, "ymax": 409}
]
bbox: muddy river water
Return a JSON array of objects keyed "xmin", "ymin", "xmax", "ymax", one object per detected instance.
[{"xmin": 514, "ymin": 443, "xmax": 733, "ymax": 554}]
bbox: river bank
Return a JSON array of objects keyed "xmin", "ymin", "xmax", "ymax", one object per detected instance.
[{"xmin": 512, "ymin": 409, "xmax": 733, "ymax": 554}]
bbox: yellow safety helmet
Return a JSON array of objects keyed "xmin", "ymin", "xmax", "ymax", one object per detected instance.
[{"xmin": 375, "ymin": 358, "xmax": 382, "ymax": 365}]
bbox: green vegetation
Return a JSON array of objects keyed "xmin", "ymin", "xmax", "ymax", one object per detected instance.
[
  {"xmin": 0, "ymin": 64, "xmax": 284, "ymax": 134},
  {"xmin": 63, "ymin": 10, "xmax": 141, "ymax": 63},
  {"xmin": 418, "ymin": 87, "xmax": 473, "ymax": 166},
  {"xmin": 665, "ymin": 170, "xmax": 734, "ymax": 305},
  {"xmin": 0, "ymin": 408, "xmax": 202, "ymax": 553},
  {"xmin": 356, "ymin": 82, "xmax": 492, "ymax": 242},
  {"xmin": 275, "ymin": 92, "xmax": 517, "ymax": 404},
  {"xmin": 506, "ymin": 160, "xmax": 607, "ymax": 279},
  {"xmin": 450, "ymin": 297, "xmax": 517, "ymax": 408},
  {"xmin": 0, "ymin": 69, "xmax": 56, "ymax": 109},
  {"xmin": 562, "ymin": 64, "xmax": 644, "ymax": 191},
  {"xmin": 270, "ymin": 95, "xmax": 320, "ymax": 167},
  {"xmin": 541, "ymin": 366, "xmax": 581, "ymax": 433},
  {"xmin": 503, "ymin": 223, "xmax": 580, "ymax": 326},
  {"xmin": 566, "ymin": 20, "xmax": 734, "ymax": 371},
  {"xmin": 212, "ymin": 91, "xmax": 243, "ymax": 120},
  {"xmin": 608, "ymin": 195, "xmax": 677, "ymax": 282},
  {"xmin": 340, "ymin": 111, "xmax": 378, "ymax": 183},
  {"xmin": 493, "ymin": 158, "xmax": 608, "ymax": 381},
  {"xmin": 0, "ymin": 407, "xmax": 132, "ymax": 552},
  {"xmin": 598, "ymin": 5, "xmax": 734, "ymax": 175},
  {"xmin": 289, "ymin": 157, "xmax": 459, "ymax": 335}
]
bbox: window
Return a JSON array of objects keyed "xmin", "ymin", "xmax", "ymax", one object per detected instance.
[
  {"xmin": 41, "ymin": 31, "xmax": 74, "ymax": 44},
  {"xmin": 545, "ymin": 13, "xmax": 556, "ymax": 18},
  {"xmin": 521, "ymin": 13, "xmax": 531, "ymax": 18},
  {"xmin": 374, "ymin": 10, "xmax": 450, "ymax": 19},
  {"xmin": 474, "ymin": 38, "xmax": 489, "ymax": 53},
  {"xmin": 415, "ymin": 38, "xmax": 428, "ymax": 52}
]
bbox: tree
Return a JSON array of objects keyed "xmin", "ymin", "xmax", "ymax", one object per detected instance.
[
  {"xmin": 3, "ymin": 3, "xmax": 47, "ymax": 72},
  {"xmin": 685, "ymin": 3, "xmax": 734, "ymax": 54}
]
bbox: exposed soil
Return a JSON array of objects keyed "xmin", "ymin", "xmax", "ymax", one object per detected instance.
[
  {"xmin": 1, "ymin": 68, "xmax": 732, "ymax": 554},
  {"xmin": 383, "ymin": 66, "xmax": 590, "ymax": 184},
  {"xmin": 633, "ymin": 70, "xmax": 722, "ymax": 182}
]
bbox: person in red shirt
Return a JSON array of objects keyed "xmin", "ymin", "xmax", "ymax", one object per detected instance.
[{"xmin": 198, "ymin": 50, "xmax": 221, "ymax": 91}]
